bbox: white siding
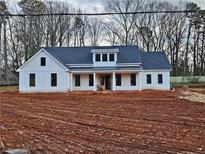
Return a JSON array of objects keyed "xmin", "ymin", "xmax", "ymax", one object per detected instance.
[
  {"xmin": 18, "ymin": 49, "xmax": 171, "ymax": 92},
  {"xmin": 115, "ymin": 73, "xmax": 140, "ymax": 91},
  {"xmin": 93, "ymin": 53, "xmax": 117, "ymax": 67},
  {"xmin": 70, "ymin": 72, "xmax": 171, "ymax": 91},
  {"xmin": 140, "ymin": 71, "xmax": 170, "ymax": 90},
  {"xmin": 71, "ymin": 73, "xmax": 141, "ymax": 91},
  {"xmin": 72, "ymin": 74, "xmax": 93, "ymax": 91},
  {"xmin": 19, "ymin": 51, "xmax": 70, "ymax": 93}
]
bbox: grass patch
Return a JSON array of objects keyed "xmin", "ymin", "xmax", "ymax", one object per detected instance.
[
  {"xmin": 0, "ymin": 86, "xmax": 18, "ymax": 92},
  {"xmin": 172, "ymin": 82, "xmax": 205, "ymax": 88}
]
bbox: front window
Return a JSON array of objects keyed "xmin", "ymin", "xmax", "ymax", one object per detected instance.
[
  {"xmin": 102, "ymin": 54, "xmax": 107, "ymax": 62},
  {"xmin": 75, "ymin": 74, "xmax": 80, "ymax": 87},
  {"xmin": 51, "ymin": 73, "xmax": 57, "ymax": 87},
  {"xmin": 131, "ymin": 74, "xmax": 136, "ymax": 86},
  {"xmin": 29, "ymin": 73, "xmax": 35, "ymax": 87},
  {"xmin": 146, "ymin": 74, "xmax": 151, "ymax": 84},
  {"xmin": 116, "ymin": 74, "xmax": 121, "ymax": 86},
  {"xmin": 158, "ymin": 74, "xmax": 163, "ymax": 84},
  {"xmin": 89, "ymin": 74, "xmax": 93, "ymax": 86}
]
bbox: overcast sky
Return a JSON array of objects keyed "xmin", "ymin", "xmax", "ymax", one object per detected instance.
[
  {"xmin": 7, "ymin": 0, "xmax": 205, "ymax": 13},
  {"xmin": 66, "ymin": 0, "xmax": 205, "ymax": 12}
]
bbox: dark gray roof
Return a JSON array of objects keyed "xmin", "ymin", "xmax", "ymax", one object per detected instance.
[
  {"xmin": 141, "ymin": 52, "xmax": 172, "ymax": 70},
  {"xmin": 42, "ymin": 46, "xmax": 171, "ymax": 70},
  {"xmin": 43, "ymin": 46, "xmax": 142, "ymax": 64}
]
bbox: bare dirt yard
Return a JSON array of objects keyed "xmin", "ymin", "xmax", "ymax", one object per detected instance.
[{"xmin": 0, "ymin": 90, "xmax": 205, "ymax": 153}]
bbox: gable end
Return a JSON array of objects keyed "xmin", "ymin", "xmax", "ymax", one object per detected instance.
[{"xmin": 17, "ymin": 48, "xmax": 69, "ymax": 72}]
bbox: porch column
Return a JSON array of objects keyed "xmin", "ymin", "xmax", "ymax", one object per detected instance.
[
  {"xmin": 138, "ymin": 72, "xmax": 142, "ymax": 91},
  {"xmin": 112, "ymin": 72, "xmax": 116, "ymax": 91},
  {"xmin": 70, "ymin": 72, "xmax": 73, "ymax": 91},
  {"xmin": 93, "ymin": 72, "xmax": 96, "ymax": 91}
]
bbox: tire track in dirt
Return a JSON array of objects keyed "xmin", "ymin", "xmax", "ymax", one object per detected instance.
[
  {"xmin": 2, "ymin": 110, "xmax": 154, "ymax": 153},
  {"xmin": 2, "ymin": 105, "xmax": 204, "ymax": 153},
  {"xmin": 1, "ymin": 91, "xmax": 205, "ymax": 153}
]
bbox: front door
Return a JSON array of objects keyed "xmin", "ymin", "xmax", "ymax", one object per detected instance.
[
  {"xmin": 105, "ymin": 74, "xmax": 111, "ymax": 90},
  {"xmin": 100, "ymin": 74, "xmax": 111, "ymax": 90}
]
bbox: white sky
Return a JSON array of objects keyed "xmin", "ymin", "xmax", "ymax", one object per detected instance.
[
  {"xmin": 6, "ymin": 0, "xmax": 205, "ymax": 13},
  {"xmin": 67, "ymin": 0, "xmax": 205, "ymax": 12}
]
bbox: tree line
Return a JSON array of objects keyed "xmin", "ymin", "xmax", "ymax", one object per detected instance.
[{"xmin": 0, "ymin": 0, "xmax": 205, "ymax": 82}]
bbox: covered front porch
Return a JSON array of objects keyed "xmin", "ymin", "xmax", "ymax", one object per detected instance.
[{"xmin": 70, "ymin": 71, "xmax": 142, "ymax": 91}]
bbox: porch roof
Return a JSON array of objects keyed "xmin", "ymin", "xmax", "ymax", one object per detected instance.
[{"xmin": 68, "ymin": 66, "xmax": 141, "ymax": 72}]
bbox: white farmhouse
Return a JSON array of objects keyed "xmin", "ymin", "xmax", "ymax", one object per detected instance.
[{"xmin": 17, "ymin": 46, "xmax": 171, "ymax": 93}]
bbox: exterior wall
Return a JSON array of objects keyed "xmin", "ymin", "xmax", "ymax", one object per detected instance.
[
  {"xmin": 115, "ymin": 73, "xmax": 140, "ymax": 91},
  {"xmin": 18, "ymin": 49, "xmax": 171, "ymax": 92},
  {"xmin": 71, "ymin": 71, "xmax": 171, "ymax": 91},
  {"xmin": 93, "ymin": 53, "xmax": 117, "ymax": 67},
  {"xmin": 19, "ymin": 51, "xmax": 70, "ymax": 93},
  {"xmin": 71, "ymin": 73, "xmax": 140, "ymax": 91},
  {"xmin": 72, "ymin": 74, "xmax": 93, "ymax": 91},
  {"xmin": 140, "ymin": 71, "xmax": 170, "ymax": 90}
]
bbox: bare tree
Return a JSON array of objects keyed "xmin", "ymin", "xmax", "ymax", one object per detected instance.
[
  {"xmin": 73, "ymin": 9, "xmax": 87, "ymax": 47},
  {"xmin": 0, "ymin": 0, "xmax": 204, "ymax": 77},
  {"xmin": 0, "ymin": 1, "xmax": 9, "ymax": 82},
  {"xmin": 88, "ymin": 17, "xmax": 103, "ymax": 46},
  {"xmin": 104, "ymin": 0, "xmax": 143, "ymax": 45}
]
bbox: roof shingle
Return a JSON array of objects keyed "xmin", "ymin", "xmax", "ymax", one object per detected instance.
[
  {"xmin": 44, "ymin": 46, "xmax": 142, "ymax": 64},
  {"xmin": 141, "ymin": 52, "xmax": 172, "ymax": 70},
  {"xmin": 42, "ymin": 46, "xmax": 171, "ymax": 70}
]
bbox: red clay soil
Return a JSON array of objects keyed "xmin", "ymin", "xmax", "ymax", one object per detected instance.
[
  {"xmin": 0, "ymin": 91, "xmax": 205, "ymax": 153},
  {"xmin": 191, "ymin": 89, "xmax": 205, "ymax": 95}
]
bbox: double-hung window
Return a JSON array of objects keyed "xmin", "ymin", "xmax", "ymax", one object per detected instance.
[
  {"xmin": 29, "ymin": 73, "xmax": 35, "ymax": 87},
  {"xmin": 130, "ymin": 74, "xmax": 136, "ymax": 86},
  {"xmin": 51, "ymin": 73, "xmax": 57, "ymax": 87},
  {"xmin": 158, "ymin": 74, "xmax": 163, "ymax": 84},
  {"xmin": 89, "ymin": 74, "xmax": 93, "ymax": 86},
  {"xmin": 146, "ymin": 74, "xmax": 152, "ymax": 84},
  {"xmin": 116, "ymin": 74, "xmax": 121, "ymax": 86},
  {"xmin": 41, "ymin": 57, "xmax": 46, "ymax": 66},
  {"xmin": 75, "ymin": 74, "xmax": 80, "ymax": 87}
]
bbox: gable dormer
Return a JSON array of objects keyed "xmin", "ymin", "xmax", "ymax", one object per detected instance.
[{"xmin": 91, "ymin": 48, "xmax": 119, "ymax": 67}]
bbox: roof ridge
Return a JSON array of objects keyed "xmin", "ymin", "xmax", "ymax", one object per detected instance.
[
  {"xmin": 42, "ymin": 45, "xmax": 139, "ymax": 49},
  {"xmin": 143, "ymin": 51, "xmax": 165, "ymax": 53}
]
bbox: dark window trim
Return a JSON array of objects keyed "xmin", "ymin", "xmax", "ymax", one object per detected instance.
[
  {"xmin": 130, "ymin": 74, "xmax": 136, "ymax": 86},
  {"xmin": 158, "ymin": 74, "xmax": 163, "ymax": 84},
  {"xmin": 51, "ymin": 73, "xmax": 57, "ymax": 87},
  {"xmin": 75, "ymin": 74, "xmax": 81, "ymax": 87},
  {"xmin": 116, "ymin": 74, "xmax": 121, "ymax": 86},
  {"xmin": 89, "ymin": 74, "xmax": 94, "ymax": 86},
  {"xmin": 29, "ymin": 73, "xmax": 35, "ymax": 87},
  {"xmin": 41, "ymin": 57, "xmax": 46, "ymax": 66},
  {"xmin": 146, "ymin": 74, "xmax": 152, "ymax": 84}
]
